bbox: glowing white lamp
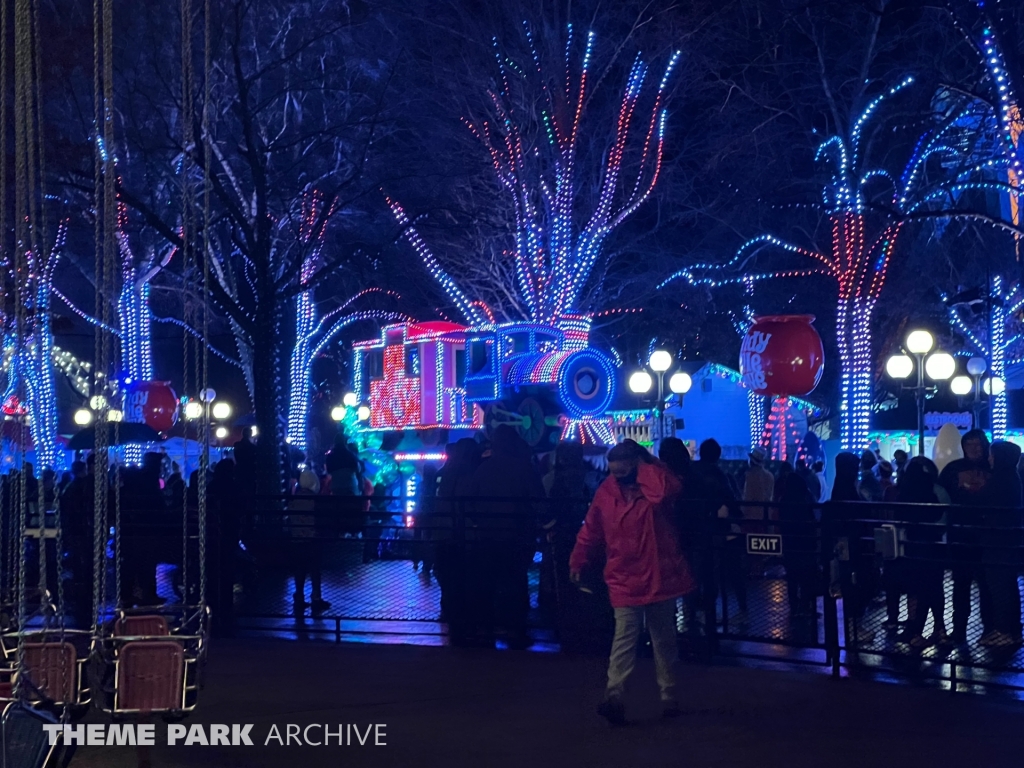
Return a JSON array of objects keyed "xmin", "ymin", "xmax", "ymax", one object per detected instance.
[
  {"xmin": 924, "ymin": 352, "xmax": 955, "ymax": 381},
  {"xmin": 628, "ymin": 371, "xmax": 653, "ymax": 394},
  {"xmin": 669, "ymin": 372, "xmax": 692, "ymax": 394},
  {"xmin": 906, "ymin": 330, "xmax": 934, "ymax": 355},
  {"xmin": 648, "ymin": 350, "xmax": 673, "ymax": 373},
  {"xmin": 950, "ymin": 376, "xmax": 973, "ymax": 396},
  {"xmin": 885, "ymin": 354, "xmax": 913, "ymax": 380}
]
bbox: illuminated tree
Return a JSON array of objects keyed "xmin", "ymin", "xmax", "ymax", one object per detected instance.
[
  {"xmin": 97, "ymin": 1, "xmax": 393, "ymax": 495},
  {"xmin": 948, "ymin": 0, "xmax": 1022, "ymax": 225},
  {"xmin": 286, "ymin": 193, "xmax": 403, "ymax": 454},
  {"xmin": 390, "ymin": 25, "xmax": 679, "ymax": 325},
  {"xmin": 3, "ymin": 223, "xmax": 68, "ymax": 470},
  {"xmin": 661, "ymin": 78, "xmax": 1020, "ymax": 450},
  {"xmin": 53, "ymin": 203, "xmax": 179, "ymax": 387},
  {"xmin": 946, "ymin": 276, "xmax": 1024, "ymax": 440}
]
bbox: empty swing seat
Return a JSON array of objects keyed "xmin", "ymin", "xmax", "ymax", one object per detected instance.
[
  {"xmin": 115, "ymin": 641, "xmax": 184, "ymax": 713},
  {"xmin": 114, "ymin": 615, "xmax": 169, "ymax": 637},
  {"xmin": 21, "ymin": 643, "xmax": 77, "ymax": 705},
  {"xmin": 1, "ymin": 702, "xmax": 60, "ymax": 768}
]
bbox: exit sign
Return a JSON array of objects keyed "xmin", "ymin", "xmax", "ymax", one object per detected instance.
[{"xmin": 746, "ymin": 534, "xmax": 783, "ymax": 556}]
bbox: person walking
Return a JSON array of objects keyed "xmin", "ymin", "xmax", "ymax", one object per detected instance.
[
  {"xmin": 826, "ymin": 452, "xmax": 876, "ymax": 643},
  {"xmin": 540, "ymin": 441, "xmax": 593, "ymax": 621},
  {"xmin": 570, "ymin": 440, "xmax": 693, "ymax": 725},
  {"xmin": 233, "ymin": 427, "xmax": 258, "ymax": 500},
  {"xmin": 434, "ymin": 438, "xmax": 480, "ymax": 634},
  {"xmin": 659, "ymin": 438, "xmax": 702, "ymax": 630},
  {"xmin": 980, "ymin": 441, "xmax": 1023, "ymax": 647}
]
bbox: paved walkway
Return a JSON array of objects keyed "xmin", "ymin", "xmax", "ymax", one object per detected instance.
[{"xmin": 69, "ymin": 638, "xmax": 1023, "ymax": 768}]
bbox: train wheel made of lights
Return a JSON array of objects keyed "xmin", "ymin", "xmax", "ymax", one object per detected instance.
[{"xmin": 516, "ymin": 397, "xmax": 547, "ymax": 446}]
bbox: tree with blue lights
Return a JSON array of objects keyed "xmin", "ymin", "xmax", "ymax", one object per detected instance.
[
  {"xmin": 946, "ymin": 277, "xmax": 1024, "ymax": 440},
  {"xmin": 661, "ymin": 77, "xmax": 1021, "ymax": 450},
  {"xmin": 3, "ymin": 223, "xmax": 68, "ymax": 470},
  {"xmin": 286, "ymin": 192, "xmax": 404, "ymax": 454},
  {"xmin": 107, "ymin": 1, "xmax": 395, "ymax": 494},
  {"xmin": 389, "ymin": 24, "xmax": 679, "ymax": 325}
]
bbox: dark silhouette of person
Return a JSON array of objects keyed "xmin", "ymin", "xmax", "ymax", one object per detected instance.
[
  {"xmin": 897, "ymin": 456, "xmax": 948, "ymax": 648},
  {"xmin": 208, "ymin": 458, "xmax": 240, "ymax": 635},
  {"xmin": 433, "ymin": 438, "xmax": 481, "ymax": 630},
  {"xmin": 981, "ymin": 441, "xmax": 1023, "ymax": 647},
  {"xmin": 459, "ymin": 425, "xmax": 544, "ymax": 648},
  {"xmin": 659, "ymin": 437, "xmax": 703, "ymax": 627},
  {"xmin": 233, "ymin": 427, "xmax": 258, "ymax": 499},
  {"xmin": 779, "ymin": 472, "xmax": 818, "ymax": 618},
  {"xmin": 826, "ymin": 451, "xmax": 877, "ymax": 643},
  {"xmin": 939, "ymin": 428, "xmax": 993, "ymax": 642},
  {"xmin": 59, "ymin": 459, "xmax": 95, "ymax": 626},
  {"xmin": 692, "ymin": 439, "xmax": 744, "ymax": 618},
  {"xmin": 119, "ymin": 452, "xmax": 168, "ymax": 606}
]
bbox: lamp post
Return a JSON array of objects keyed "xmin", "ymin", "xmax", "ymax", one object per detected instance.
[
  {"xmin": 885, "ymin": 330, "xmax": 954, "ymax": 456},
  {"xmin": 628, "ymin": 350, "xmax": 692, "ymax": 444},
  {"xmin": 950, "ymin": 355, "xmax": 1004, "ymax": 434}
]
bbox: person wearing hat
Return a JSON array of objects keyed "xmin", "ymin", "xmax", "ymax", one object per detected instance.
[{"xmin": 742, "ymin": 447, "xmax": 775, "ymax": 523}]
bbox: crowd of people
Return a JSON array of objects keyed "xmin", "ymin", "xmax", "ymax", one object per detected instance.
[
  {"xmin": 417, "ymin": 428, "xmax": 1024, "ymax": 724},
  {"xmin": 5, "ymin": 423, "xmax": 1024, "ymax": 705}
]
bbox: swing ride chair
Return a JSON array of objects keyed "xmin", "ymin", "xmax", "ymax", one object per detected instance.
[
  {"xmin": 1, "ymin": 701, "xmax": 66, "ymax": 768},
  {"xmin": 0, "ymin": 629, "xmax": 93, "ymax": 712},
  {"xmin": 92, "ymin": 496, "xmax": 212, "ymax": 717},
  {"xmin": 97, "ymin": 604, "xmax": 209, "ymax": 717}
]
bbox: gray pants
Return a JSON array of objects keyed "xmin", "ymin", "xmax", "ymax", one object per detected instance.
[{"xmin": 606, "ymin": 599, "xmax": 679, "ymax": 702}]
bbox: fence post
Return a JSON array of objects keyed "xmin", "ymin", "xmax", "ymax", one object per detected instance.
[
  {"xmin": 820, "ymin": 511, "xmax": 841, "ymax": 678},
  {"xmin": 702, "ymin": 514, "xmax": 719, "ymax": 661}
]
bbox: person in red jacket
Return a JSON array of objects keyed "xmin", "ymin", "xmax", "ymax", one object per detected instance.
[{"xmin": 570, "ymin": 440, "xmax": 694, "ymax": 725}]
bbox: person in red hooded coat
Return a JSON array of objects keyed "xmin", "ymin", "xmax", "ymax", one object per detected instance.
[{"xmin": 570, "ymin": 440, "xmax": 694, "ymax": 725}]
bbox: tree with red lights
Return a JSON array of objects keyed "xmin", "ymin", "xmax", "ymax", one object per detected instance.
[
  {"xmin": 662, "ymin": 77, "xmax": 1022, "ymax": 450},
  {"xmin": 388, "ymin": 23, "xmax": 679, "ymax": 325}
]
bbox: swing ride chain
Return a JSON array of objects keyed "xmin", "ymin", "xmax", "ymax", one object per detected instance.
[
  {"xmin": 55, "ymin": 492, "xmax": 70, "ymax": 722},
  {"xmin": 198, "ymin": 0, "xmax": 212, "ymax": 613},
  {"xmin": 180, "ymin": 0, "xmax": 195, "ymax": 611},
  {"xmin": 12, "ymin": 0, "xmax": 34, "ymax": 702}
]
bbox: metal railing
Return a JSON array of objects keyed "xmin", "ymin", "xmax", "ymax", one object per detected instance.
[{"xmin": 25, "ymin": 492, "xmax": 1024, "ymax": 692}]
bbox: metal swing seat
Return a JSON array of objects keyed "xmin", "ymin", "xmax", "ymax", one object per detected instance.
[
  {"xmin": 96, "ymin": 604, "xmax": 209, "ymax": 716},
  {"xmin": 0, "ymin": 635, "xmax": 93, "ymax": 713},
  {"xmin": 0, "ymin": 700, "xmax": 70, "ymax": 768},
  {"xmin": 0, "ymin": 592, "xmax": 93, "ymax": 714}
]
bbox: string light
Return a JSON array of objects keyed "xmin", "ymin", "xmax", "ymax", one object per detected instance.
[
  {"xmin": 390, "ymin": 29, "xmax": 678, "ymax": 326},
  {"xmin": 285, "ymin": 191, "xmax": 405, "ymax": 451},
  {"xmin": 560, "ymin": 418, "xmax": 616, "ymax": 446},
  {"xmin": 659, "ymin": 73, "xmax": 1019, "ymax": 450},
  {"xmin": 760, "ymin": 397, "xmax": 803, "ymax": 462},
  {"xmin": 948, "ymin": 275, "xmax": 1019, "ymax": 440},
  {"xmin": 5, "ymin": 221, "xmax": 70, "ymax": 469},
  {"xmin": 394, "ymin": 452, "xmax": 447, "ymax": 462}
]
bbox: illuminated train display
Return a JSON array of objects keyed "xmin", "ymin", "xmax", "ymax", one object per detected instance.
[{"xmin": 351, "ymin": 316, "xmax": 618, "ymax": 447}]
